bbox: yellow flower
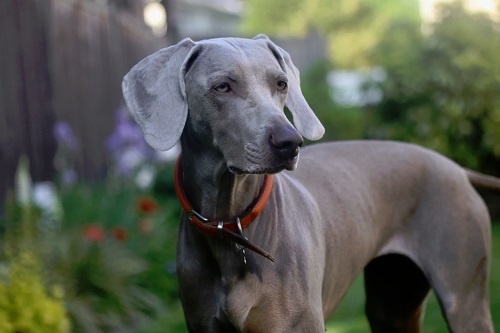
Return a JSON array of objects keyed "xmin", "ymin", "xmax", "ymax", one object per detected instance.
[{"xmin": 0, "ymin": 250, "xmax": 70, "ymax": 333}]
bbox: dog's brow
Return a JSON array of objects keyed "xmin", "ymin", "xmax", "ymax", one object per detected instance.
[
  {"xmin": 274, "ymin": 72, "xmax": 287, "ymax": 80},
  {"xmin": 209, "ymin": 71, "xmax": 240, "ymax": 82}
]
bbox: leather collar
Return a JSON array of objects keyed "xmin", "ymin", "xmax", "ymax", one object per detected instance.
[{"xmin": 174, "ymin": 155, "xmax": 275, "ymax": 262}]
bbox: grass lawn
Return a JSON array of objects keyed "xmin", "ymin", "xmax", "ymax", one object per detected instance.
[{"xmin": 140, "ymin": 223, "xmax": 500, "ymax": 332}]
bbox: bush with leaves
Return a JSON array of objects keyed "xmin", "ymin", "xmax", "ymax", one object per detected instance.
[
  {"xmin": 1, "ymin": 156, "xmax": 178, "ymax": 333},
  {"xmin": 51, "ymin": 231, "xmax": 163, "ymax": 333},
  {"xmin": 368, "ymin": 2, "xmax": 500, "ymax": 173},
  {"xmin": 300, "ymin": 61, "xmax": 366, "ymax": 142},
  {"xmin": 0, "ymin": 249, "xmax": 70, "ymax": 333},
  {"xmin": 0, "ymin": 158, "xmax": 70, "ymax": 333}
]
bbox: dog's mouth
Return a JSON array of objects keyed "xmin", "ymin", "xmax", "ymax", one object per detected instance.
[
  {"xmin": 228, "ymin": 165, "xmax": 282, "ymax": 175},
  {"xmin": 227, "ymin": 155, "xmax": 299, "ymax": 175},
  {"xmin": 227, "ymin": 165, "xmax": 246, "ymax": 175}
]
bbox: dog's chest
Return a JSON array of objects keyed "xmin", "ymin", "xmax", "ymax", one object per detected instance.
[{"xmin": 221, "ymin": 275, "xmax": 259, "ymax": 330}]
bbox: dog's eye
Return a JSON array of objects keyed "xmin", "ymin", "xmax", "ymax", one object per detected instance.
[
  {"xmin": 277, "ymin": 80, "xmax": 288, "ymax": 91},
  {"xmin": 214, "ymin": 83, "xmax": 231, "ymax": 93}
]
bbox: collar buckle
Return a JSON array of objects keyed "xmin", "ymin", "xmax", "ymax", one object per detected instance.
[
  {"xmin": 188, "ymin": 210, "xmax": 209, "ymax": 223},
  {"xmin": 217, "ymin": 221, "xmax": 224, "ymax": 239}
]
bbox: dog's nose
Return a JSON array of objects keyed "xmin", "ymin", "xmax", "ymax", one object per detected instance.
[{"xmin": 270, "ymin": 126, "xmax": 304, "ymax": 160}]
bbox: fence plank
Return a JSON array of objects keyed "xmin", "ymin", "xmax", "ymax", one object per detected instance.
[
  {"xmin": 0, "ymin": 0, "xmax": 164, "ymax": 205},
  {"xmin": 0, "ymin": 0, "xmax": 56, "ymax": 206}
]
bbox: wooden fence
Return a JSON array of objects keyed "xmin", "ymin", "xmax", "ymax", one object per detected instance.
[{"xmin": 0, "ymin": 0, "xmax": 165, "ymax": 203}]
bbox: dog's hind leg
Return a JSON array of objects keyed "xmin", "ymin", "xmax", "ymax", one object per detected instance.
[
  {"xmin": 416, "ymin": 185, "xmax": 494, "ymax": 333},
  {"xmin": 364, "ymin": 254, "xmax": 431, "ymax": 333},
  {"xmin": 423, "ymin": 218, "xmax": 493, "ymax": 331},
  {"xmin": 429, "ymin": 257, "xmax": 493, "ymax": 333}
]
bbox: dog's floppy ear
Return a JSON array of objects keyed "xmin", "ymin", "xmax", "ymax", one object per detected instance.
[
  {"xmin": 122, "ymin": 38, "xmax": 196, "ymax": 151},
  {"xmin": 254, "ymin": 34, "xmax": 325, "ymax": 141}
]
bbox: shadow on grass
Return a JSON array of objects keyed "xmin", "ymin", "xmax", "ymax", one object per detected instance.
[{"xmin": 325, "ymin": 282, "xmax": 449, "ymax": 333}]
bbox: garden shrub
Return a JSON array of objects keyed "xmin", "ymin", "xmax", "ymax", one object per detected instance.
[
  {"xmin": 0, "ymin": 250, "xmax": 70, "ymax": 333},
  {"xmin": 51, "ymin": 230, "xmax": 163, "ymax": 333},
  {"xmin": 369, "ymin": 2, "xmax": 500, "ymax": 174}
]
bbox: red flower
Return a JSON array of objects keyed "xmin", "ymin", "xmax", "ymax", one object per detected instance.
[
  {"xmin": 112, "ymin": 227, "xmax": 128, "ymax": 241},
  {"xmin": 83, "ymin": 224, "xmax": 105, "ymax": 242},
  {"xmin": 137, "ymin": 196, "xmax": 159, "ymax": 214}
]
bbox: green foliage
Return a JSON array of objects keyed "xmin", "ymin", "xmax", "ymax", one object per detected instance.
[
  {"xmin": 57, "ymin": 164, "xmax": 182, "ymax": 304},
  {"xmin": 0, "ymin": 160, "xmax": 70, "ymax": 333},
  {"xmin": 51, "ymin": 165, "xmax": 182, "ymax": 332},
  {"xmin": 55, "ymin": 163, "xmax": 183, "ymax": 333},
  {"xmin": 369, "ymin": 2, "xmax": 500, "ymax": 172},
  {"xmin": 0, "ymin": 250, "xmax": 70, "ymax": 333},
  {"xmin": 2, "ymin": 157, "xmax": 183, "ymax": 333},
  {"xmin": 242, "ymin": 0, "xmax": 420, "ymax": 67},
  {"xmin": 135, "ymin": 302, "xmax": 187, "ymax": 333},
  {"xmin": 300, "ymin": 61, "xmax": 365, "ymax": 142},
  {"xmin": 50, "ymin": 232, "xmax": 163, "ymax": 333}
]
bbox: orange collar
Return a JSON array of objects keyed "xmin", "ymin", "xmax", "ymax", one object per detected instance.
[{"xmin": 174, "ymin": 155, "xmax": 275, "ymax": 261}]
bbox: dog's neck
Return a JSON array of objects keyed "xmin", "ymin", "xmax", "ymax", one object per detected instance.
[{"xmin": 180, "ymin": 130, "xmax": 265, "ymax": 221}]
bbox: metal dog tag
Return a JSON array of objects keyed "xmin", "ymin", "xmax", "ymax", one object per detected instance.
[{"xmin": 235, "ymin": 217, "xmax": 247, "ymax": 265}]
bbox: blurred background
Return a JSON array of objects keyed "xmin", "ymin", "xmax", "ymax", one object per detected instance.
[{"xmin": 0, "ymin": 0, "xmax": 499, "ymax": 332}]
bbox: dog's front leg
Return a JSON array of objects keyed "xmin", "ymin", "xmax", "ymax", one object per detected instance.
[{"xmin": 177, "ymin": 219, "xmax": 239, "ymax": 333}]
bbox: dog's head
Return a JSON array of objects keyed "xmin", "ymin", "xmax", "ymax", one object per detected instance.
[{"xmin": 122, "ymin": 35, "xmax": 324, "ymax": 174}]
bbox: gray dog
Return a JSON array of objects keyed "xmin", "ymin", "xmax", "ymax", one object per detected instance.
[{"xmin": 122, "ymin": 35, "xmax": 499, "ymax": 332}]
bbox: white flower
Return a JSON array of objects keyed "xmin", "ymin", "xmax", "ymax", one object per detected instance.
[
  {"xmin": 120, "ymin": 147, "xmax": 145, "ymax": 173},
  {"xmin": 33, "ymin": 181, "xmax": 63, "ymax": 227},
  {"xmin": 135, "ymin": 165, "xmax": 156, "ymax": 190},
  {"xmin": 33, "ymin": 182, "xmax": 57, "ymax": 212}
]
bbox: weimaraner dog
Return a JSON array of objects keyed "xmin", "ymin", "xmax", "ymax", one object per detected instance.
[{"xmin": 122, "ymin": 35, "xmax": 499, "ymax": 332}]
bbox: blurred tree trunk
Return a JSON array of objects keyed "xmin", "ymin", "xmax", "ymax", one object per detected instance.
[{"xmin": 0, "ymin": 0, "xmax": 56, "ymax": 208}]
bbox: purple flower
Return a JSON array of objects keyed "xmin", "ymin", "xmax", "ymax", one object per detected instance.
[
  {"xmin": 54, "ymin": 121, "xmax": 79, "ymax": 151},
  {"xmin": 106, "ymin": 106, "xmax": 155, "ymax": 175},
  {"xmin": 62, "ymin": 169, "xmax": 78, "ymax": 185},
  {"xmin": 106, "ymin": 107, "xmax": 148, "ymax": 152}
]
